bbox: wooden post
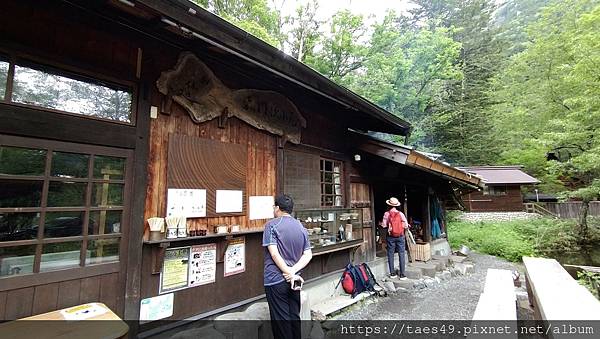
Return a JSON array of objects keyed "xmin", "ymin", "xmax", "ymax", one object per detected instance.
[{"xmin": 424, "ymin": 193, "xmax": 431, "ymax": 243}]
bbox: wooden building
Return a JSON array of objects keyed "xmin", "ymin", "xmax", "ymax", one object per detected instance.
[
  {"xmin": 0, "ymin": 0, "xmax": 480, "ymax": 335},
  {"xmin": 459, "ymin": 166, "xmax": 539, "ymax": 212}
]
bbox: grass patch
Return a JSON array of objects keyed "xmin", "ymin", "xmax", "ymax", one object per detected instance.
[{"xmin": 446, "ymin": 217, "xmax": 600, "ymax": 262}]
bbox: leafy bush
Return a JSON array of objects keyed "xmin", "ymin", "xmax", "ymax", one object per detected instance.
[{"xmin": 577, "ymin": 271, "xmax": 600, "ymax": 300}]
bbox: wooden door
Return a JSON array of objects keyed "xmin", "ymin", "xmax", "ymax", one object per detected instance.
[{"xmin": 350, "ymin": 182, "xmax": 375, "ymax": 262}]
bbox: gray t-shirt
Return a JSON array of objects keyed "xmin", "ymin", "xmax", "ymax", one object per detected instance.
[{"xmin": 262, "ymin": 215, "xmax": 310, "ymax": 286}]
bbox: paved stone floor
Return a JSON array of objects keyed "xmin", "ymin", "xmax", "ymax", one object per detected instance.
[{"xmin": 333, "ymin": 252, "xmax": 525, "ymax": 320}]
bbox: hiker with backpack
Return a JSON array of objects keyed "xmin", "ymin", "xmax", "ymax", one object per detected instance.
[{"xmin": 382, "ymin": 197, "xmax": 409, "ymax": 280}]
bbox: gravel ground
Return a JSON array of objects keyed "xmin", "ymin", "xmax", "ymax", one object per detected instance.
[{"xmin": 332, "ymin": 252, "xmax": 527, "ymax": 320}]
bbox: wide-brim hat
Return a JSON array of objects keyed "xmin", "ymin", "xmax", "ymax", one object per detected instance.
[{"xmin": 386, "ymin": 197, "xmax": 401, "ymax": 206}]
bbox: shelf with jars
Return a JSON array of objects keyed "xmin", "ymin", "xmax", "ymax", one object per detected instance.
[{"xmin": 294, "ymin": 208, "xmax": 363, "ymax": 251}]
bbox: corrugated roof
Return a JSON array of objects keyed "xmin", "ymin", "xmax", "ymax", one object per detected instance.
[{"xmin": 458, "ymin": 166, "xmax": 539, "ymax": 185}]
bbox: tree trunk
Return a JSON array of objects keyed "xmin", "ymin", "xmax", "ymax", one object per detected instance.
[{"xmin": 578, "ymin": 199, "xmax": 590, "ymax": 245}]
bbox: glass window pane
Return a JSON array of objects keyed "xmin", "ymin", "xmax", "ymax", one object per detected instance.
[
  {"xmin": 0, "ymin": 60, "xmax": 8, "ymax": 99},
  {"xmin": 319, "ymin": 160, "xmax": 324, "ymax": 171},
  {"xmin": 322, "ymin": 195, "xmax": 333, "ymax": 206},
  {"xmin": 334, "ymin": 184, "xmax": 342, "ymax": 195},
  {"xmin": 334, "ymin": 196, "xmax": 342, "ymax": 207},
  {"xmin": 324, "ymin": 161, "xmax": 332, "ymax": 172},
  {"xmin": 51, "ymin": 151, "xmax": 89, "ymax": 178},
  {"xmin": 47, "ymin": 181, "xmax": 87, "ymax": 207},
  {"xmin": 323, "ymin": 184, "xmax": 333, "ymax": 195},
  {"xmin": 0, "ymin": 146, "xmax": 47, "ymax": 176},
  {"xmin": 40, "ymin": 241, "xmax": 81, "ymax": 272},
  {"xmin": 0, "ymin": 179, "xmax": 43, "ymax": 207},
  {"xmin": 93, "ymin": 155, "xmax": 125, "ymax": 180},
  {"xmin": 92, "ymin": 183, "xmax": 123, "ymax": 207},
  {"xmin": 0, "ymin": 245, "xmax": 36, "ymax": 277},
  {"xmin": 90, "ymin": 210, "xmax": 121, "ymax": 234},
  {"xmin": 12, "ymin": 65, "xmax": 132, "ymax": 123},
  {"xmin": 323, "ymin": 172, "xmax": 332, "ymax": 183},
  {"xmin": 86, "ymin": 238, "xmax": 119, "ymax": 265},
  {"xmin": 44, "ymin": 211, "xmax": 85, "ymax": 238},
  {"xmin": 0, "ymin": 212, "xmax": 39, "ymax": 241}
]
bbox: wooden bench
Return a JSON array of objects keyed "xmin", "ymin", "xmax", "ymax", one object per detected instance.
[
  {"xmin": 523, "ymin": 256, "xmax": 600, "ymax": 320},
  {"xmin": 473, "ymin": 268, "xmax": 517, "ymax": 320}
]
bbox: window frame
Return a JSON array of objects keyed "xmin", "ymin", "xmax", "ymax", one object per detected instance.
[
  {"xmin": 320, "ymin": 158, "xmax": 344, "ymax": 208},
  {"xmin": 482, "ymin": 185, "xmax": 507, "ymax": 196},
  {"xmin": 0, "ymin": 48, "xmax": 137, "ymax": 126},
  {"xmin": 0, "ymin": 134, "xmax": 132, "ymax": 287}
]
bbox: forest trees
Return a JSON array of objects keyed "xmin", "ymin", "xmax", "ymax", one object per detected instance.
[{"xmin": 492, "ymin": 0, "xmax": 600, "ymax": 237}]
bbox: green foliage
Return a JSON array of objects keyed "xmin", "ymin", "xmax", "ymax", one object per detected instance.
[
  {"xmin": 446, "ymin": 217, "xmax": 600, "ymax": 262},
  {"xmin": 577, "ymin": 271, "xmax": 600, "ymax": 300},
  {"xmin": 447, "ymin": 220, "xmax": 535, "ymax": 262}
]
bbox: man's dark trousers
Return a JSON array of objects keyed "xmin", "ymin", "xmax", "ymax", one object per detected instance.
[{"xmin": 265, "ymin": 281, "xmax": 301, "ymax": 339}]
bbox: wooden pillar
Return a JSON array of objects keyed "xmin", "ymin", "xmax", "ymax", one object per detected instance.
[{"xmin": 424, "ymin": 193, "xmax": 432, "ymax": 243}]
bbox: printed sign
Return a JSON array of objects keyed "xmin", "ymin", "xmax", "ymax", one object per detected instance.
[
  {"xmin": 140, "ymin": 293, "xmax": 174, "ymax": 322},
  {"xmin": 166, "ymin": 188, "xmax": 206, "ymax": 218},
  {"xmin": 216, "ymin": 190, "xmax": 243, "ymax": 213},
  {"xmin": 189, "ymin": 244, "xmax": 216, "ymax": 287},
  {"xmin": 224, "ymin": 237, "xmax": 245, "ymax": 277},
  {"xmin": 249, "ymin": 195, "xmax": 274, "ymax": 220},
  {"xmin": 160, "ymin": 247, "xmax": 190, "ymax": 293}
]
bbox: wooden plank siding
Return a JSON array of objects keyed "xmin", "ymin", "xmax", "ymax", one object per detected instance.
[{"xmin": 464, "ymin": 185, "xmax": 524, "ymax": 212}]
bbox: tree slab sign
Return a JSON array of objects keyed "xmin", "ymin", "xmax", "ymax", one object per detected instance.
[{"xmin": 156, "ymin": 52, "xmax": 306, "ymax": 144}]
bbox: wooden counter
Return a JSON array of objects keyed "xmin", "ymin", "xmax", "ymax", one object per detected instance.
[{"xmin": 0, "ymin": 302, "xmax": 128, "ymax": 339}]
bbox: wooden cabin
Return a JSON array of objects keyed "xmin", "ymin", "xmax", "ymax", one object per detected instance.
[
  {"xmin": 459, "ymin": 166, "xmax": 539, "ymax": 212},
  {"xmin": 0, "ymin": 0, "xmax": 480, "ymax": 335}
]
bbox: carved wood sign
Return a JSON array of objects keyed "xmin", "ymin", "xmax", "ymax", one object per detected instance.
[{"xmin": 156, "ymin": 52, "xmax": 306, "ymax": 144}]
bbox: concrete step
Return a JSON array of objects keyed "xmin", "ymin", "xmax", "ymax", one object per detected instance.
[
  {"xmin": 429, "ymin": 259, "xmax": 446, "ymax": 271},
  {"xmin": 311, "ymin": 292, "xmax": 372, "ymax": 319},
  {"xmin": 450, "ymin": 255, "xmax": 467, "ymax": 264},
  {"xmin": 431, "ymin": 255, "xmax": 451, "ymax": 267},
  {"xmin": 404, "ymin": 266, "xmax": 423, "ymax": 279},
  {"xmin": 454, "ymin": 262, "xmax": 474, "ymax": 275},
  {"xmin": 391, "ymin": 278, "xmax": 417, "ymax": 290},
  {"xmin": 408, "ymin": 262, "xmax": 437, "ymax": 277}
]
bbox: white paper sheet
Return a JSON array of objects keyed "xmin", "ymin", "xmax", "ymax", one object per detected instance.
[
  {"xmin": 140, "ymin": 293, "xmax": 174, "ymax": 322},
  {"xmin": 166, "ymin": 189, "xmax": 206, "ymax": 218},
  {"xmin": 249, "ymin": 196, "xmax": 274, "ymax": 220},
  {"xmin": 216, "ymin": 190, "xmax": 243, "ymax": 213}
]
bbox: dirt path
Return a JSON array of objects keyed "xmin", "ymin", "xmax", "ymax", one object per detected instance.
[{"xmin": 334, "ymin": 252, "xmax": 524, "ymax": 320}]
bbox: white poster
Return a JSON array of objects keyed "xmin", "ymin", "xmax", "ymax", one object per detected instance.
[
  {"xmin": 216, "ymin": 190, "xmax": 243, "ymax": 213},
  {"xmin": 189, "ymin": 244, "xmax": 216, "ymax": 287},
  {"xmin": 224, "ymin": 237, "xmax": 245, "ymax": 277},
  {"xmin": 140, "ymin": 293, "xmax": 174, "ymax": 322},
  {"xmin": 167, "ymin": 188, "xmax": 206, "ymax": 218},
  {"xmin": 249, "ymin": 196, "xmax": 274, "ymax": 220}
]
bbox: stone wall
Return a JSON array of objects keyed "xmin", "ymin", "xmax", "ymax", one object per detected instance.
[{"xmin": 458, "ymin": 212, "xmax": 541, "ymax": 222}]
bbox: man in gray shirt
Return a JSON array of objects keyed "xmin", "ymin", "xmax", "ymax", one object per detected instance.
[{"xmin": 262, "ymin": 194, "xmax": 312, "ymax": 339}]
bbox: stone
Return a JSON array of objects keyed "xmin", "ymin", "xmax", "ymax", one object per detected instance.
[
  {"xmin": 170, "ymin": 326, "xmax": 226, "ymax": 339},
  {"xmin": 436, "ymin": 271, "xmax": 452, "ymax": 281},
  {"xmin": 311, "ymin": 310, "xmax": 326, "ymax": 321},
  {"xmin": 414, "ymin": 280, "xmax": 427, "ymax": 289},
  {"xmin": 424, "ymin": 278, "xmax": 437, "ymax": 287},
  {"xmin": 404, "ymin": 266, "xmax": 423, "ymax": 279},
  {"xmin": 432, "ymin": 255, "xmax": 450, "ymax": 267},
  {"xmin": 214, "ymin": 312, "xmax": 261, "ymax": 339},
  {"xmin": 430, "ymin": 259, "xmax": 446, "ymax": 271},
  {"xmin": 409, "ymin": 262, "xmax": 437, "ymax": 277},
  {"xmin": 450, "ymin": 255, "xmax": 467, "ymax": 264},
  {"xmin": 245, "ymin": 302, "xmax": 270, "ymax": 320},
  {"xmin": 310, "ymin": 321, "xmax": 325, "ymax": 339},
  {"xmin": 454, "ymin": 263, "xmax": 474, "ymax": 276},
  {"xmin": 396, "ymin": 287, "xmax": 409, "ymax": 293},
  {"xmin": 383, "ymin": 281, "xmax": 396, "ymax": 293},
  {"xmin": 392, "ymin": 279, "xmax": 415, "ymax": 290}
]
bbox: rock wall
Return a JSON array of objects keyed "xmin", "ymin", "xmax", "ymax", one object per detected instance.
[{"xmin": 458, "ymin": 212, "xmax": 541, "ymax": 222}]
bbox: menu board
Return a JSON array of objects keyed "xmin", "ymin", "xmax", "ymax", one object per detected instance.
[
  {"xmin": 140, "ymin": 293, "xmax": 174, "ymax": 322},
  {"xmin": 224, "ymin": 237, "xmax": 245, "ymax": 277},
  {"xmin": 249, "ymin": 195, "xmax": 274, "ymax": 220},
  {"xmin": 160, "ymin": 247, "xmax": 190, "ymax": 293},
  {"xmin": 166, "ymin": 188, "xmax": 206, "ymax": 218},
  {"xmin": 216, "ymin": 190, "xmax": 243, "ymax": 213},
  {"xmin": 189, "ymin": 244, "xmax": 216, "ymax": 287}
]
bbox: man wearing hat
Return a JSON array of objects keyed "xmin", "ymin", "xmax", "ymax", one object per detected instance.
[{"xmin": 382, "ymin": 197, "xmax": 408, "ymax": 280}]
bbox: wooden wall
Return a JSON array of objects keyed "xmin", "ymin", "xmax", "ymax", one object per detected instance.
[{"xmin": 465, "ymin": 185, "xmax": 524, "ymax": 212}]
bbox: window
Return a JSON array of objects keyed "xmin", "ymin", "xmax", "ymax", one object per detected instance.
[
  {"xmin": 0, "ymin": 138, "xmax": 128, "ymax": 278},
  {"xmin": 320, "ymin": 158, "xmax": 343, "ymax": 207},
  {"xmin": 0, "ymin": 59, "xmax": 8, "ymax": 99},
  {"xmin": 1, "ymin": 58, "xmax": 133, "ymax": 123},
  {"xmin": 482, "ymin": 185, "xmax": 507, "ymax": 196}
]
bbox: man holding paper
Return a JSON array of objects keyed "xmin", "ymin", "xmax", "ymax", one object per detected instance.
[{"xmin": 262, "ymin": 194, "xmax": 312, "ymax": 339}]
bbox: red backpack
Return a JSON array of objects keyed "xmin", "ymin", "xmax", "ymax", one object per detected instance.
[{"xmin": 388, "ymin": 211, "xmax": 405, "ymax": 237}]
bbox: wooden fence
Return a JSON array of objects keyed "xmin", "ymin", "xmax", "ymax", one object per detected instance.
[{"xmin": 537, "ymin": 201, "xmax": 600, "ymax": 219}]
